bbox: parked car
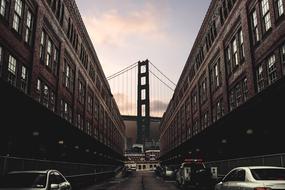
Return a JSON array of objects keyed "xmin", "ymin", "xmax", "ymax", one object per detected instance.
[
  {"xmin": 0, "ymin": 170, "xmax": 72, "ymax": 190},
  {"xmin": 162, "ymin": 165, "xmax": 176, "ymax": 180},
  {"xmin": 215, "ymin": 166, "xmax": 285, "ymax": 190},
  {"xmin": 154, "ymin": 165, "xmax": 164, "ymax": 177},
  {"xmin": 176, "ymin": 159, "xmax": 213, "ymax": 189}
]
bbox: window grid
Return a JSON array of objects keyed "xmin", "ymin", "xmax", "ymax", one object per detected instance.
[
  {"xmin": 267, "ymin": 54, "xmax": 277, "ymax": 84},
  {"xmin": 276, "ymin": 0, "xmax": 284, "ymax": 17},
  {"xmin": 0, "ymin": 0, "xmax": 6, "ymax": 17},
  {"xmin": 20, "ymin": 65, "xmax": 28, "ymax": 93},
  {"xmin": 261, "ymin": 0, "xmax": 272, "ymax": 32},
  {"xmin": 40, "ymin": 31, "xmax": 45, "ymax": 60},
  {"xmin": 63, "ymin": 61, "xmax": 74, "ymax": 92},
  {"xmin": 239, "ymin": 30, "xmax": 245, "ymax": 60},
  {"xmin": 12, "ymin": 0, "xmax": 23, "ymax": 32},
  {"xmin": 256, "ymin": 65, "xmax": 265, "ymax": 92},
  {"xmin": 24, "ymin": 10, "xmax": 33, "ymax": 44},
  {"xmin": 8, "ymin": 55, "xmax": 17, "ymax": 86},
  {"xmin": 46, "ymin": 39, "xmax": 52, "ymax": 67},
  {"xmin": 252, "ymin": 10, "xmax": 260, "ymax": 43},
  {"xmin": 281, "ymin": 44, "xmax": 285, "ymax": 64}
]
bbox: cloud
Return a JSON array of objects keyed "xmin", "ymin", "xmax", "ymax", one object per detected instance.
[
  {"xmin": 113, "ymin": 93, "xmax": 135, "ymax": 115},
  {"xmin": 150, "ymin": 100, "xmax": 168, "ymax": 112},
  {"xmin": 82, "ymin": 3, "xmax": 168, "ymax": 48},
  {"xmin": 113, "ymin": 93, "xmax": 169, "ymax": 117}
]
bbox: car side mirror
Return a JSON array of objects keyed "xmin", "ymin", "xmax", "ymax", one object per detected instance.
[{"xmin": 50, "ymin": 184, "xmax": 59, "ymax": 190}]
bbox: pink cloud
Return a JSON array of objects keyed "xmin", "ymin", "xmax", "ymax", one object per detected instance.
[{"xmin": 82, "ymin": 4, "xmax": 167, "ymax": 48}]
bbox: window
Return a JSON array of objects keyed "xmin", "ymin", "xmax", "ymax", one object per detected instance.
[
  {"xmin": 46, "ymin": 39, "xmax": 52, "ymax": 67},
  {"xmin": 43, "ymin": 85, "xmax": 49, "ymax": 107},
  {"xmin": 261, "ymin": 0, "xmax": 272, "ymax": 32},
  {"xmin": 191, "ymin": 90, "xmax": 198, "ymax": 113},
  {"xmin": 86, "ymin": 121, "xmax": 92, "ymax": 136},
  {"xmin": 226, "ymin": 29, "xmax": 244, "ymax": 75},
  {"xmin": 275, "ymin": 0, "xmax": 284, "ymax": 18},
  {"xmin": 211, "ymin": 60, "xmax": 222, "ymax": 91},
  {"xmin": 216, "ymin": 100, "xmax": 224, "ymax": 120},
  {"xmin": 267, "ymin": 54, "xmax": 277, "ymax": 84},
  {"xmin": 257, "ymin": 65, "xmax": 265, "ymax": 92},
  {"xmin": 193, "ymin": 120, "xmax": 199, "ymax": 135},
  {"xmin": 235, "ymin": 84, "xmax": 242, "ymax": 106},
  {"xmin": 250, "ymin": 10, "xmax": 260, "ymax": 45},
  {"xmin": 36, "ymin": 79, "xmax": 55, "ymax": 111},
  {"xmin": 282, "ymin": 44, "xmax": 285, "ymax": 64},
  {"xmin": 0, "ymin": 0, "xmax": 7, "ymax": 17},
  {"xmin": 24, "ymin": 10, "xmax": 33, "ymax": 45},
  {"xmin": 87, "ymin": 94, "xmax": 93, "ymax": 113},
  {"xmin": 229, "ymin": 90, "xmax": 236, "ymax": 111},
  {"xmin": 53, "ymin": 47, "xmax": 59, "ymax": 75},
  {"xmin": 8, "ymin": 55, "xmax": 17, "ymax": 86},
  {"xmin": 60, "ymin": 100, "xmax": 72, "ymax": 123},
  {"xmin": 76, "ymin": 113, "xmax": 84, "ymax": 130},
  {"xmin": 12, "ymin": 0, "xmax": 23, "ymax": 32},
  {"xmin": 242, "ymin": 78, "xmax": 249, "ymax": 101},
  {"xmin": 239, "ymin": 30, "xmax": 244, "ymax": 60},
  {"xmin": 226, "ymin": 46, "xmax": 233, "ymax": 75},
  {"xmin": 233, "ymin": 39, "xmax": 239, "ymax": 66},
  {"xmin": 78, "ymin": 80, "xmax": 85, "ymax": 104},
  {"xmin": 94, "ymin": 97, "xmax": 99, "ymax": 120},
  {"xmin": 63, "ymin": 61, "xmax": 74, "ymax": 92},
  {"xmin": 20, "ymin": 65, "xmax": 28, "ymax": 93},
  {"xmin": 40, "ymin": 31, "xmax": 45, "ymax": 61},
  {"xmin": 201, "ymin": 111, "xmax": 209, "ymax": 130},
  {"xmin": 199, "ymin": 78, "xmax": 207, "ymax": 103},
  {"xmin": 213, "ymin": 99, "xmax": 224, "ymax": 122}
]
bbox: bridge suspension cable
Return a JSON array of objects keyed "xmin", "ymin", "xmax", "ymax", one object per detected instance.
[
  {"xmin": 149, "ymin": 70, "xmax": 174, "ymax": 91},
  {"xmin": 107, "ymin": 62, "xmax": 138, "ymax": 80},
  {"xmin": 149, "ymin": 61, "xmax": 176, "ymax": 86}
]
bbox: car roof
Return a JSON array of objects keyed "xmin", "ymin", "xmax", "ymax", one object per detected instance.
[
  {"xmin": 233, "ymin": 166, "xmax": 285, "ymax": 170},
  {"xmin": 8, "ymin": 170, "xmax": 58, "ymax": 174}
]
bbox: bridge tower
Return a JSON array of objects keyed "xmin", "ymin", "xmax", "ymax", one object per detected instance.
[{"xmin": 137, "ymin": 60, "xmax": 150, "ymax": 145}]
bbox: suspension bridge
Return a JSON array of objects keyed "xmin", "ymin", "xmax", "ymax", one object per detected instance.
[
  {"xmin": 107, "ymin": 59, "xmax": 176, "ymax": 144},
  {"xmin": 107, "ymin": 59, "xmax": 176, "ymax": 118}
]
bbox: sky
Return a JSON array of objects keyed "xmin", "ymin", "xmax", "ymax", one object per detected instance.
[{"xmin": 76, "ymin": 0, "xmax": 212, "ymax": 116}]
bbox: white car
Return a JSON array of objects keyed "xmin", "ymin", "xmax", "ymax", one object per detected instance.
[
  {"xmin": 215, "ymin": 166, "xmax": 285, "ymax": 190},
  {"xmin": 0, "ymin": 170, "xmax": 72, "ymax": 190}
]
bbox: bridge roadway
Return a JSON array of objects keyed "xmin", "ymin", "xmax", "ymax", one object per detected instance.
[{"xmin": 82, "ymin": 171, "xmax": 183, "ymax": 190}]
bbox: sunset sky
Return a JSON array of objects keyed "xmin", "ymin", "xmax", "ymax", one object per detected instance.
[{"xmin": 76, "ymin": 0, "xmax": 212, "ymax": 116}]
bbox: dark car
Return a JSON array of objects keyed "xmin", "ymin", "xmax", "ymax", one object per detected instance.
[
  {"xmin": 155, "ymin": 165, "xmax": 164, "ymax": 177},
  {"xmin": 176, "ymin": 159, "xmax": 213, "ymax": 189}
]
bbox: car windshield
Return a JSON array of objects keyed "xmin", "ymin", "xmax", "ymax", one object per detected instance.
[
  {"xmin": 0, "ymin": 173, "xmax": 47, "ymax": 188},
  {"xmin": 250, "ymin": 169, "xmax": 285, "ymax": 180}
]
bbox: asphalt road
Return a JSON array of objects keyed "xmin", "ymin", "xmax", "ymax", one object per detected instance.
[{"xmin": 84, "ymin": 171, "xmax": 180, "ymax": 190}]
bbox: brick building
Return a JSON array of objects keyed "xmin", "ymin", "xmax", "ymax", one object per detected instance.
[
  {"xmin": 160, "ymin": 0, "xmax": 285, "ymax": 161},
  {"xmin": 0, "ymin": 0, "xmax": 125, "ymax": 161}
]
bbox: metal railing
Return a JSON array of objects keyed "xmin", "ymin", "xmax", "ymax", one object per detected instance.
[
  {"xmin": 205, "ymin": 153, "xmax": 285, "ymax": 176},
  {"xmin": 0, "ymin": 155, "xmax": 121, "ymax": 189}
]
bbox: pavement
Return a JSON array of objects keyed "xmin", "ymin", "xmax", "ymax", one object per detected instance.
[{"xmin": 82, "ymin": 171, "xmax": 180, "ymax": 190}]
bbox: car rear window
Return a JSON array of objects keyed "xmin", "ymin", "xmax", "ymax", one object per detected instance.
[
  {"xmin": 250, "ymin": 169, "xmax": 285, "ymax": 180},
  {"xmin": 0, "ymin": 173, "xmax": 47, "ymax": 188}
]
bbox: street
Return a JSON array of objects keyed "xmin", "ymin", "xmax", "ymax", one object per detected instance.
[{"xmin": 84, "ymin": 171, "xmax": 181, "ymax": 190}]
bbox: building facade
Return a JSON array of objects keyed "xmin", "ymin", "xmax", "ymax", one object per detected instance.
[
  {"xmin": 0, "ymin": 0, "xmax": 125, "ymax": 156},
  {"xmin": 160, "ymin": 0, "xmax": 285, "ymax": 158}
]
